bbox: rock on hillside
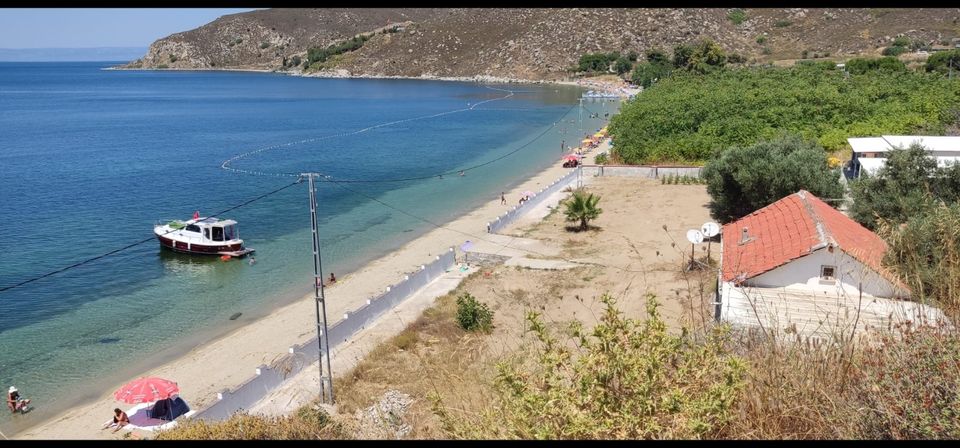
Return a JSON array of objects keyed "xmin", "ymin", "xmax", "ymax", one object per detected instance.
[{"xmin": 125, "ymin": 8, "xmax": 960, "ymax": 79}]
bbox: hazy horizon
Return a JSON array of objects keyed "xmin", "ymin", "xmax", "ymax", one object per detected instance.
[{"xmin": 0, "ymin": 47, "xmax": 149, "ymax": 62}]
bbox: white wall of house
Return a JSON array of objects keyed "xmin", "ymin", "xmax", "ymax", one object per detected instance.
[{"xmin": 746, "ymin": 247, "xmax": 908, "ymax": 299}]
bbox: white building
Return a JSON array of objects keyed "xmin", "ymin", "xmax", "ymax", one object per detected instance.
[
  {"xmin": 717, "ymin": 190, "xmax": 946, "ymax": 341},
  {"xmin": 847, "ymin": 135, "xmax": 960, "ymax": 178}
]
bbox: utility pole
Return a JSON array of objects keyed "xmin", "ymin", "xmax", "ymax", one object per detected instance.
[{"xmin": 303, "ymin": 173, "xmax": 334, "ymax": 404}]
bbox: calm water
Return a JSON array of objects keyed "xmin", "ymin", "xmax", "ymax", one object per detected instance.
[{"xmin": 0, "ymin": 62, "xmax": 618, "ymax": 431}]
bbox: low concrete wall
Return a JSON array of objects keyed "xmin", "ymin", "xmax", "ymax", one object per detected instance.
[
  {"xmin": 584, "ymin": 164, "xmax": 703, "ymax": 179},
  {"xmin": 487, "ymin": 169, "xmax": 578, "ymax": 234},
  {"xmin": 191, "ymin": 248, "xmax": 457, "ymax": 421}
]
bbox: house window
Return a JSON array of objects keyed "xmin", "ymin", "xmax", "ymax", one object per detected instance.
[{"xmin": 820, "ymin": 265, "xmax": 836, "ymax": 281}]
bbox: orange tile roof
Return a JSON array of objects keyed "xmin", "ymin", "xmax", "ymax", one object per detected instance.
[{"xmin": 721, "ymin": 190, "xmax": 890, "ymax": 284}]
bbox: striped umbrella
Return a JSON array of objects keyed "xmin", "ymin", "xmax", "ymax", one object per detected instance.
[{"xmin": 114, "ymin": 377, "xmax": 180, "ymax": 404}]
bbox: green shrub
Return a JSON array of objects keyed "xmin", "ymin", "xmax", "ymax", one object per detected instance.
[
  {"xmin": 702, "ymin": 135, "xmax": 844, "ymax": 222},
  {"xmin": 756, "ymin": 35, "xmax": 767, "ymax": 45},
  {"xmin": 850, "ymin": 143, "xmax": 960, "ymax": 229},
  {"xmin": 845, "ymin": 56, "xmax": 907, "ymax": 74},
  {"xmin": 577, "ymin": 52, "xmax": 621, "ymax": 73},
  {"xmin": 594, "ymin": 153, "xmax": 609, "ymax": 165},
  {"xmin": 925, "ymin": 49, "xmax": 960, "ymax": 74},
  {"xmin": 306, "ymin": 34, "xmax": 371, "ymax": 67},
  {"xmin": 728, "ymin": 8, "xmax": 747, "ymax": 25},
  {"xmin": 892, "ymin": 36, "xmax": 911, "ymax": 47},
  {"xmin": 614, "ymin": 56, "xmax": 633, "ymax": 75},
  {"xmin": 433, "ymin": 294, "xmax": 746, "ymax": 439},
  {"xmin": 157, "ymin": 64, "xmax": 169, "ymax": 69},
  {"xmin": 882, "ymin": 45, "xmax": 907, "ymax": 56},
  {"xmin": 169, "ymin": 54, "xmax": 177, "ymax": 63},
  {"xmin": 627, "ymin": 50, "xmax": 639, "ymax": 62},
  {"xmin": 774, "ymin": 19, "xmax": 792, "ymax": 27},
  {"xmin": 455, "ymin": 292, "xmax": 493, "ymax": 332}
]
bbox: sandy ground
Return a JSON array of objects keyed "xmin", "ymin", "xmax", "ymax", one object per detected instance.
[
  {"xmin": 15, "ymin": 140, "xmax": 593, "ymax": 440},
  {"xmin": 309, "ymin": 174, "xmax": 716, "ymax": 438}
]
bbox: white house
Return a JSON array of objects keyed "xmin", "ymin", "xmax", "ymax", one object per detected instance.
[
  {"xmin": 847, "ymin": 135, "xmax": 960, "ymax": 178},
  {"xmin": 717, "ymin": 190, "xmax": 945, "ymax": 341}
]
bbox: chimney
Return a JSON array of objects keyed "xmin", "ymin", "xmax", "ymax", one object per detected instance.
[{"xmin": 739, "ymin": 227, "xmax": 752, "ymax": 245}]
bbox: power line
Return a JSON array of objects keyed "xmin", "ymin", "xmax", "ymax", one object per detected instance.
[{"xmin": 0, "ymin": 180, "xmax": 302, "ymax": 293}]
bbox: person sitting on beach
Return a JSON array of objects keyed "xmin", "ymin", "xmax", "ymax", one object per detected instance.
[
  {"xmin": 102, "ymin": 408, "xmax": 129, "ymax": 432},
  {"xmin": 501, "ymin": 192, "xmax": 506, "ymax": 205},
  {"xmin": 328, "ymin": 272, "xmax": 336, "ymax": 284}
]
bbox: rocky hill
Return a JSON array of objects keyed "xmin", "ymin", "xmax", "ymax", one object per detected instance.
[{"xmin": 125, "ymin": 8, "xmax": 960, "ymax": 80}]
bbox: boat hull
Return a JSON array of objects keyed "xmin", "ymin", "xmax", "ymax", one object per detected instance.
[{"xmin": 156, "ymin": 235, "xmax": 251, "ymax": 256}]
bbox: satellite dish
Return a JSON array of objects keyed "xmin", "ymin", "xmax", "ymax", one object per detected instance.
[
  {"xmin": 701, "ymin": 222, "xmax": 720, "ymax": 238},
  {"xmin": 686, "ymin": 229, "xmax": 704, "ymax": 244}
]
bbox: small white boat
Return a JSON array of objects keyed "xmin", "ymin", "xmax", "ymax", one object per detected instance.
[{"xmin": 154, "ymin": 215, "xmax": 254, "ymax": 257}]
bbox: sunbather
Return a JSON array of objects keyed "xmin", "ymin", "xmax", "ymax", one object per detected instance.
[{"xmin": 101, "ymin": 408, "xmax": 130, "ymax": 432}]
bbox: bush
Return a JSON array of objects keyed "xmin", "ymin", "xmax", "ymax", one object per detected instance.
[
  {"xmin": 878, "ymin": 202, "xmax": 960, "ymax": 315},
  {"xmin": 756, "ymin": 35, "xmax": 767, "ymax": 45},
  {"xmin": 455, "ymin": 292, "xmax": 493, "ymax": 332},
  {"xmin": 630, "ymin": 60, "xmax": 672, "ymax": 88},
  {"xmin": 433, "ymin": 294, "xmax": 747, "ymax": 439},
  {"xmin": 882, "ymin": 45, "xmax": 907, "ymax": 56},
  {"xmin": 613, "ymin": 56, "xmax": 633, "ymax": 75},
  {"xmin": 728, "ymin": 8, "xmax": 747, "ymax": 25},
  {"xmin": 306, "ymin": 34, "xmax": 371, "ymax": 67},
  {"xmin": 845, "ymin": 56, "xmax": 907, "ymax": 74},
  {"xmin": 672, "ymin": 44, "xmax": 693, "ymax": 69},
  {"xmin": 594, "ymin": 153, "xmax": 609, "ymax": 165},
  {"xmin": 774, "ymin": 19, "xmax": 792, "ymax": 27},
  {"xmin": 925, "ymin": 49, "xmax": 960, "ymax": 74},
  {"xmin": 892, "ymin": 35, "xmax": 911, "ymax": 47},
  {"xmin": 627, "ymin": 50, "xmax": 639, "ymax": 62},
  {"xmin": 577, "ymin": 52, "xmax": 621, "ymax": 73},
  {"xmin": 607, "ymin": 62, "xmax": 960, "ymax": 164},
  {"xmin": 850, "ymin": 143, "xmax": 960, "ymax": 229},
  {"xmin": 728, "ymin": 53, "xmax": 746, "ymax": 64},
  {"xmin": 702, "ymin": 135, "xmax": 844, "ymax": 222},
  {"xmin": 169, "ymin": 54, "xmax": 177, "ymax": 63}
]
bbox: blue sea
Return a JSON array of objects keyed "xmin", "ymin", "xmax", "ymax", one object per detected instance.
[{"xmin": 0, "ymin": 61, "xmax": 618, "ymax": 432}]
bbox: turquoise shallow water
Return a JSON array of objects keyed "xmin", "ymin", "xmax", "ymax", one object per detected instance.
[{"xmin": 0, "ymin": 62, "xmax": 618, "ymax": 432}]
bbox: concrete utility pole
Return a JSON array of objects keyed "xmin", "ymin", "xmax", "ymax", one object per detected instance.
[{"xmin": 303, "ymin": 173, "xmax": 334, "ymax": 404}]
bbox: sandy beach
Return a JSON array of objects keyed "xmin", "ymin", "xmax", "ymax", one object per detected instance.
[{"xmin": 15, "ymin": 133, "xmax": 600, "ymax": 440}]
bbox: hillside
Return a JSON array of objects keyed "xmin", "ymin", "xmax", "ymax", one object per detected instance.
[{"xmin": 124, "ymin": 8, "xmax": 960, "ymax": 79}]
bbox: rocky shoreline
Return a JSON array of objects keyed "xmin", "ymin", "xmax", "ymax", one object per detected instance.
[{"xmin": 106, "ymin": 64, "xmax": 638, "ymax": 97}]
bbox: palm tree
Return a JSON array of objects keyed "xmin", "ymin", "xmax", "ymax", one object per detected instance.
[{"xmin": 564, "ymin": 190, "xmax": 603, "ymax": 231}]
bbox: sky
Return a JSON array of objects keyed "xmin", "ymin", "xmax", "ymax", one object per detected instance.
[{"xmin": 0, "ymin": 8, "xmax": 259, "ymax": 49}]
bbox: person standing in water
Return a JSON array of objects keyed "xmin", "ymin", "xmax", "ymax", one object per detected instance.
[{"xmin": 501, "ymin": 192, "xmax": 506, "ymax": 205}]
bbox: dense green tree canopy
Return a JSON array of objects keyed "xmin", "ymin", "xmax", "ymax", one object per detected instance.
[
  {"xmin": 608, "ymin": 64, "xmax": 960, "ymax": 164},
  {"xmin": 702, "ymin": 135, "xmax": 845, "ymax": 223}
]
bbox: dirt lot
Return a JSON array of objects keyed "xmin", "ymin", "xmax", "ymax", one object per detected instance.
[{"xmin": 332, "ymin": 177, "xmax": 717, "ymax": 438}]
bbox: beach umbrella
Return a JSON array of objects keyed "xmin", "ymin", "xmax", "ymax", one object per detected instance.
[
  {"xmin": 562, "ymin": 155, "xmax": 579, "ymax": 161},
  {"xmin": 114, "ymin": 377, "xmax": 180, "ymax": 404},
  {"xmin": 522, "ymin": 190, "xmax": 535, "ymax": 197}
]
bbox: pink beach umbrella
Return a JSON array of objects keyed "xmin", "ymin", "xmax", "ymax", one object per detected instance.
[
  {"xmin": 114, "ymin": 377, "xmax": 180, "ymax": 404},
  {"xmin": 522, "ymin": 191, "xmax": 535, "ymax": 197}
]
